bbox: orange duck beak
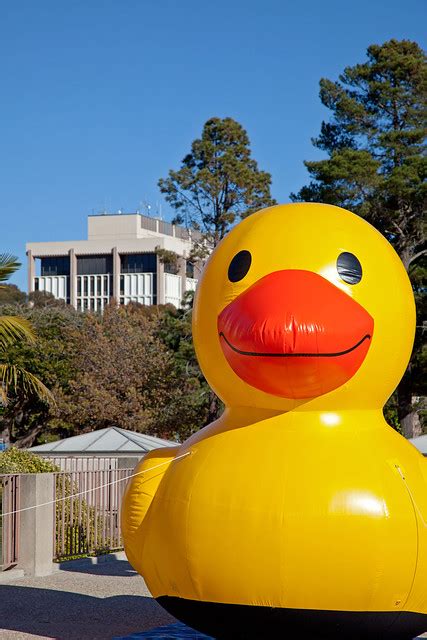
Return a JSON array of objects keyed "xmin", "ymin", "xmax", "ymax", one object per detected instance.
[{"xmin": 218, "ymin": 270, "xmax": 374, "ymax": 399}]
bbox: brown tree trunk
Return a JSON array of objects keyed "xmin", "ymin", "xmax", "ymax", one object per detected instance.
[
  {"xmin": 14, "ymin": 425, "xmax": 44, "ymax": 449},
  {"xmin": 398, "ymin": 378, "xmax": 423, "ymax": 438},
  {"xmin": 401, "ymin": 410, "xmax": 422, "ymax": 439}
]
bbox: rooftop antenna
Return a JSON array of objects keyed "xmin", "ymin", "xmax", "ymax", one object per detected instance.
[{"xmin": 141, "ymin": 200, "xmax": 152, "ymax": 216}]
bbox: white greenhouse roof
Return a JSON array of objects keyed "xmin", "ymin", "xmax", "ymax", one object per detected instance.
[
  {"xmin": 28, "ymin": 427, "xmax": 176, "ymax": 455},
  {"xmin": 409, "ymin": 435, "xmax": 427, "ymax": 455}
]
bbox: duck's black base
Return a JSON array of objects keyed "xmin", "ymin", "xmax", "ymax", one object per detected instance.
[{"xmin": 157, "ymin": 596, "xmax": 427, "ymax": 639}]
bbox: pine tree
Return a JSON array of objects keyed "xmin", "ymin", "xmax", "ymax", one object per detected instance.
[
  {"xmin": 292, "ymin": 40, "xmax": 426, "ymax": 436},
  {"xmin": 159, "ymin": 117, "xmax": 276, "ymax": 247}
]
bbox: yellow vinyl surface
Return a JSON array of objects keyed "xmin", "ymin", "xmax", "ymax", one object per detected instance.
[{"xmin": 122, "ymin": 203, "xmax": 426, "ymax": 615}]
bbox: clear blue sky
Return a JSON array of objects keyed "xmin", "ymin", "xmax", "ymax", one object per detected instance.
[{"xmin": 2, "ymin": 0, "xmax": 425, "ymax": 290}]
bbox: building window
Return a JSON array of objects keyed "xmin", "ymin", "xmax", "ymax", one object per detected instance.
[
  {"xmin": 77, "ymin": 273, "xmax": 111, "ymax": 313},
  {"xmin": 77, "ymin": 255, "xmax": 113, "ymax": 275},
  {"xmin": 164, "ymin": 261, "xmax": 179, "ymax": 275},
  {"xmin": 120, "ymin": 253, "xmax": 157, "ymax": 273},
  {"xmin": 186, "ymin": 261, "xmax": 194, "ymax": 278},
  {"xmin": 41, "ymin": 256, "xmax": 70, "ymax": 276}
]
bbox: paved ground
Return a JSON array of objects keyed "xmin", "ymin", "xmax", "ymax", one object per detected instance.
[
  {"xmin": 0, "ymin": 555, "xmax": 175, "ymax": 640},
  {"xmin": 1, "ymin": 555, "xmax": 427, "ymax": 639}
]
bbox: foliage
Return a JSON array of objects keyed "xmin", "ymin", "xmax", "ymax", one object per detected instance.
[
  {"xmin": 0, "ymin": 304, "xmax": 83, "ymax": 446},
  {"xmin": 29, "ymin": 290, "xmax": 66, "ymax": 308},
  {"xmin": 0, "ymin": 284, "xmax": 26, "ymax": 305},
  {"xmin": 159, "ymin": 117, "xmax": 276, "ymax": 247},
  {"xmin": 0, "ymin": 254, "xmax": 53, "ymax": 409},
  {"xmin": 383, "ymin": 394, "xmax": 403, "ymax": 434},
  {"xmin": 155, "ymin": 303, "xmax": 222, "ymax": 432},
  {"xmin": 291, "ymin": 39, "xmax": 426, "ymax": 434},
  {"xmin": 0, "ymin": 447, "xmax": 58, "ymax": 473},
  {"xmin": 56, "ymin": 303, "xmax": 211, "ymax": 441},
  {"xmin": 291, "ymin": 40, "xmax": 426, "ymax": 269},
  {"xmin": 0, "ymin": 296, "xmax": 214, "ymax": 445},
  {"xmin": 155, "ymin": 247, "xmax": 180, "ymax": 274}
]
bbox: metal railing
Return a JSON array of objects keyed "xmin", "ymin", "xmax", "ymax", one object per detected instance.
[
  {"xmin": 138, "ymin": 212, "xmax": 202, "ymax": 241},
  {"xmin": 54, "ymin": 468, "xmax": 132, "ymax": 560},
  {"xmin": 0, "ymin": 474, "xmax": 20, "ymax": 570},
  {"xmin": 45, "ymin": 456, "xmax": 120, "ymax": 472}
]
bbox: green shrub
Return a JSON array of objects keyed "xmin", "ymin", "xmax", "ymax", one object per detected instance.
[{"xmin": 0, "ymin": 448, "xmax": 58, "ymax": 473}]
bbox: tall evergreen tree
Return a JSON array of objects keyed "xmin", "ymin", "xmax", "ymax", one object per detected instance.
[
  {"xmin": 292, "ymin": 40, "xmax": 426, "ymax": 436},
  {"xmin": 159, "ymin": 117, "xmax": 276, "ymax": 247}
]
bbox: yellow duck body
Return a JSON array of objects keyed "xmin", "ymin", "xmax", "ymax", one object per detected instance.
[{"xmin": 122, "ymin": 204, "xmax": 426, "ymax": 639}]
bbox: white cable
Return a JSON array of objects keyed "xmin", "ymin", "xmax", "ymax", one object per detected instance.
[{"xmin": 0, "ymin": 451, "xmax": 191, "ymax": 519}]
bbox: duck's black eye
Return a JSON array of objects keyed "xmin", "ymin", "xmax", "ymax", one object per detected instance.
[
  {"xmin": 337, "ymin": 252, "xmax": 362, "ymax": 285},
  {"xmin": 228, "ymin": 250, "xmax": 252, "ymax": 282}
]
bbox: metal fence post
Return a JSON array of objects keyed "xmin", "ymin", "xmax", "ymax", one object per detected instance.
[
  {"xmin": 0, "ymin": 474, "xmax": 20, "ymax": 570},
  {"xmin": 18, "ymin": 473, "xmax": 54, "ymax": 577}
]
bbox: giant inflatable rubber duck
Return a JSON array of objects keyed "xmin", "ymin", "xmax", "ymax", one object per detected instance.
[{"xmin": 122, "ymin": 203, "xmax": 427, "ymax": 639}]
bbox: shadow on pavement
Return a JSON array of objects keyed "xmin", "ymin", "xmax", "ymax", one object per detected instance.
[
  {"xmin": 0, "ymin": 585, "xmax": 174, "ymax": 640},
  {"xmin": 59, "ymin": 558, "xmax": 138, "ymax": 577},
  {"xmin": 114, "ymin": 622, "xmax": 211, "ymax": 639}
]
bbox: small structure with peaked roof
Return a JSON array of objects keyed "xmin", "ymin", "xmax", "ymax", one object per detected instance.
[
  {"xmin": 408, "ymin": 435, "xmax": 427, "ymax": 456},
  {"xmin": 28, "ymin": 426, "xmax": 176, "ymax": 471}
]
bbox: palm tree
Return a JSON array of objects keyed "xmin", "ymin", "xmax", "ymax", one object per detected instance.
[{"xmin": 0, "ymin": 254, "xmax": 53, "ymax": 406}]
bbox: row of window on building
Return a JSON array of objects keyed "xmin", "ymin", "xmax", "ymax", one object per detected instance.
[
  {"xmin": 39, "ymin": 254, "xmax": 195, "ymax": 277},
  {"xmin": 33, "ymin": 253, "xmax": 197, "ymax": 311}
]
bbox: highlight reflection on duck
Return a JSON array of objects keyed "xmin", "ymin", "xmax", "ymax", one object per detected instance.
[{"xmin": 122, "ymin": 203, "xmax": 427, "ymax": 640}]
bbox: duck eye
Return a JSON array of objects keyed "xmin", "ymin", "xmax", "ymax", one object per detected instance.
[
  {"xmin": 228, "ymin": 250, "xmax": 252, "ymax": 282},
  {"xmin": 337, "ymin": 252, "xmax": 362, "ymax": 285}
]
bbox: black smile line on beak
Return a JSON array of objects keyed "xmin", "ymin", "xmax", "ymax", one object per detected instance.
[{"xmin": 218, "ymin": 332, "xmax": 372, "ymax": 358}]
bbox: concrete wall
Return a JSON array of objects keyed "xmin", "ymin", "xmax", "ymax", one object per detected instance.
[
  {"xmin": 18, "ymin": 474, "xmax": 54, "ymax": 577},
  {"xmin": 26, "ymin": 234, "xmax": 192, "ymax": 258}
]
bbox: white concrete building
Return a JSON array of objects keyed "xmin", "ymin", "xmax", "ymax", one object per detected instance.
[{"xmin": 26, "ymin": 212, "xmax": 203, "ymax": 311}]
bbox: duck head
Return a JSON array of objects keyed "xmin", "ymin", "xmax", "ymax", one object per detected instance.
[{"xmin": 192, "ymin": 203, "xmax": 415, "ymax": 413}]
